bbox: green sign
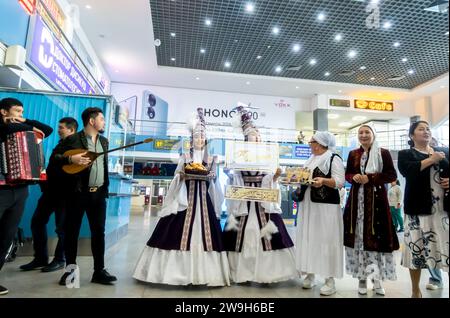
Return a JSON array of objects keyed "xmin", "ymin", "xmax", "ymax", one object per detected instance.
[
  {"xmin": 153, "ymin": 139, "xmax": 181, "ymax": 150},
  {"xmin": 329, "ymin": 99, "xmax": 351, "ymax": 107}
]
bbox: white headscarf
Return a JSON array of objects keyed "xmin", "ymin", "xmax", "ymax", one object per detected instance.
[
  {"xmin": 360, "ymin": 124, "xmax": 383, "ymax": 174},
  {"xmin": 304, "ymin": 131, "xmax": 336, "ymax": 174}
]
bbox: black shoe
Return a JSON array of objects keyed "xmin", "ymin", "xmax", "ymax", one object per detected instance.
[
  {"xmin": 59, "ymin": 272, "xmax": 73, "ymax": 286},
  {"xmin": 42, "ymin": 259, "xmax": 65, "ymax": 273},
  {"xmin": 20, "ymin": 259, "xmax": 48, "ymax": 271},
  {"xmin": 0, "ymin": 285, "xmax": 8, "ymax": 296},
  {"xmin": 91, "ymin": 269, "xmax": 117, "ymax": 285}
]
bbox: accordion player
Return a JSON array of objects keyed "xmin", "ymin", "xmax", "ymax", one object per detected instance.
[{"xmin": 0, "ymin": 130, "xmax": 46, "ymax": 185}]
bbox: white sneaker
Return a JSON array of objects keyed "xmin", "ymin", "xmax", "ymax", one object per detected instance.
[
  {"xmin": 358, "ymin": 280, "xmax": 367, "ymax": 295},
  {"xmin": 373, "ymin": 279, "xmax": 385, "ymax": 296},
  {"xmin": 426, "ymin": 283, "xmax": 442, "ymax": 290},
  {"xmin": 302, "ymin": 274, "xmax": 316, "ymax": 289},
  {"xmin": 320, "ymin": 278, "xmax": 336, "ymax": 296}
]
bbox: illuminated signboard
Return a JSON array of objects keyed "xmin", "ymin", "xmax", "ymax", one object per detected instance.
[
  {"xmin": 19, "ymin": 0, "xmax": 36, "ymax": 15},
  {"xmin": 39, "ymin": 0, "xmax": 65, "ymax": 28},
  {"xmin": 329, "ymin": 99, "xmax": 351, "ymax": 107},
  {"xmin": 354, "ymin": 100, "xmax": 394, "ymax": 112}
]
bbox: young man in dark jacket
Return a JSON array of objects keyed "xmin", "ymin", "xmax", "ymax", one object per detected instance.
[
  {"xmin": 52, "ymin": 107, "xmax": 117, "ymax": 286},
  {"xmin": 0, "ymin": 98, "xmax": 53, "ymax": 295},
  {"xmin": 20, "ymin": 117, "xmax": 78, "ymax": 273}
]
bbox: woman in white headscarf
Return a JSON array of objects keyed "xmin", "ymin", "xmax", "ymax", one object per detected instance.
[
  {"xmin": 343, "ymin": 125, "xmax": 399, "ymax": 296},
  {"xmin": 292, "ymin": 131, "xmax": 345, "ymax": 296}
]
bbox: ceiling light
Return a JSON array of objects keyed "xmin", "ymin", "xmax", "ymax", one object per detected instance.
[
  {"xmin": 275, "ymin": 66, "xmax": 283, "ymax": 73},
  {"xmin": 256, "ymin": 55, "xmax": 262, "ymax": 59},
  {"xmin": 440, "ymin": 85, "xmax": 447, "ymax": 88},
  {"xmin": 246, "ymin": 81, "xmax": 251, "ymax": 85},
  {"xmin": 360, "ymin": 66, "xmax": 367, "ymax": 70},
  {"xmin": 328, "ymin": 114, "xmax": 340, "ymax": 119},
  {"xmin": 267, "ymin": 45, "xmax": 271, "ymax": 48},
  {"xmin": 309, "ymin": 59, "xmax": 317, "ymax": 65},
  {"xmin": 335, "ymin": 34, "xmax": 343, "ymax": 41},
  {"xmin": 205, "ymin": 19, "xmax": 212, "ymax": 26},
  {"xmin": 446, "ymin": 31, "xmax": 449, "ymax": 36},
  {"xmin": 402, "ymin": 57, "xmax": 408, "ymax": 62},
  {"xmin": 296, "ymin": 86, "xmax": 299, "ymax": 89},
  {"xmin": 383, "ymin": 21, "xmax": 392, "ymax": 29},
  {"xmin": 324, "ymin": 72, "xmax": 330, "ymax": 76},
  {"xmin": 424, "ymin": 0, "xmax": 449, "ymax": 13},
  {"xmin": 85, "ymin": 5, "xmax": 92, "ymax": 9},
  {"xmin": 245, "ymin": 3, "xmax": 255, "ymax": 12},
  {"xmin": 292, "ymin": 44, "xmax": 301, "ymax": 52},
  {"xmin": 370, "ymin": 77, "xmax": 376, "ymax": 80},
  {"xmin": 352, "ymin": 116, "xmax": 367, "ymax": 121},
  {"xmin": 200, "ymin": 48, "xmax": 206, "ymax": 54},
  {"xmin": 408, "ymin": 69, "xmax": 415, "ymax": 75},
  {"xmin": 170, "ymin": 32, "xmax": 176, "ymax": 37},
  {"xmin": 370, "ymin": 0, "xmax": 380, "ymax": 4},
  {"xmin": 339, "ymin": 122, "xmax": 353, "ymax": 127},
  {"xmin": 170, "ymin": 57, "xmax": 176, "ymax": 61},
  {"xmin": 393, "ymin": 42, "xmax": 401, "ymax": 47},
  {"xmin": 224, "ymin": 61, "xmax": 231, "ymax": 68},
  {"xmin": 348, "ymin": 50, "xmax": 357, "ymax": 58},
  {"xmin": 317, "ymin": 13, "xmax": 326, "ymax": 21},
  {"xmin": 115, "ymin": 70, "xmax": 119, "ymax": 73},
  {"xmin": 338, "ymin": 90, "xmax": 343, "ymax": 93},
  {"xmin": 196, "ymin": 77, "xmax": 200, "ymax": 80},
  {"xmin": 272, "ymin": 26, "xmax": 280, "ymax": 35}
]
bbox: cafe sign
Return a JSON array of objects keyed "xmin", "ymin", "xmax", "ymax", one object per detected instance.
[{"xmin": 354, "ymin": 99, "xmax": 394, "ymax": 112}]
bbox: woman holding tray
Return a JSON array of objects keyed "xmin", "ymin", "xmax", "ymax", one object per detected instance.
[
  {"xmin": 224, "ymin": 105, "xmax": 297, "ymax": 284},
  {"xmin": 291, "ymin": 131, "xmax": 345, "ymax": 296},
  {"xmin": 133, "ymin": 108, "xmax": 230, "ymax": 286}
]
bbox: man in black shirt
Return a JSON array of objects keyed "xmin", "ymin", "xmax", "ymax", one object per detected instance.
[
  {"xmin": 20, "ymin": 117, "xmax": 78, "ymax": 273},
  {"xmin": 0, "ymin": 98, "xmax": 53, "ymax": 296}
]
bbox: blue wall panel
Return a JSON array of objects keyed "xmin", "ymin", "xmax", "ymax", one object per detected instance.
[{"xmin": 0, "ymin": 0, "xmax": 30, "ymax": 47}]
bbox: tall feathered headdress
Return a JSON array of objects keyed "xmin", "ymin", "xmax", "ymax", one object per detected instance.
[{"xmin": 232, "ymin": 102, "xmax": 260, "ymax": 139}]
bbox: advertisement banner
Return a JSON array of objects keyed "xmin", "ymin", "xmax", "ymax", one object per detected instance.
[{"xmin": 28, "ymin": 15, "xmax": 94, "ymax": 95}]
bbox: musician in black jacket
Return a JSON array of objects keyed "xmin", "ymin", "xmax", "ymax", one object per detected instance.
[
  {"xmin": 52, "ymin": 107, "xmax": 117, "ymax": 286},
  {"xmin": 20, "ymin": 117, "xmax": 78, "ymax": 273},
  {"xmin": 0, "ymin": 97, "xmax": 53, "ymax": 296}
]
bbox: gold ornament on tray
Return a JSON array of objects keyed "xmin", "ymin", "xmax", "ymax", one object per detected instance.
[
  {"xmin": 185, "ymin": 162, "xmax": 208, "ymax": 175},
  {"xmin": 280, "ymin": 167, "xmax": 315, "ymax": 185}
]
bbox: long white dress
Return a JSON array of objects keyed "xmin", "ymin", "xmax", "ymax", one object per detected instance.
[
  {"xmin": 133, "ymin": 151, "xmax": 230, "ymax": 286},
  {"xmin": 295, "ymin": 154, "xmax": 345, "ymax": 278},
  {"xmin": 225, "ymin": 171, "xmax": 297, "ymax": 283}
]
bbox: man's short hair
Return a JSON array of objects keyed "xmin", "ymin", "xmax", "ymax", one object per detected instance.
[
  {"xmin": 0, "ymin": 98, "xmax": 23, "ymax": 112},
  {"xmin": 81, "ymin": 107, "xmax": 103, "ymax": 127},
  {"xmin": 59, "ymin": 117, "xmax": 79, "ymax": 132}
]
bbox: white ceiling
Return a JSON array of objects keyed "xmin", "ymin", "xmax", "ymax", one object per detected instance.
[{"xmin": 69, "ymin": 0, "xmax": 449, "ymax": 101}]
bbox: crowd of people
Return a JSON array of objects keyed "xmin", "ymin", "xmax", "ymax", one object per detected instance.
[{"xmin": 0, "ymin": 98, "xmax": 448, "ymax": 298}]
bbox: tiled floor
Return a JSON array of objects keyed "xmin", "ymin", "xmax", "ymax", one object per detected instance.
[{"xmin": 1, "ymin": 210, "xmax": 448, "ymax": 298}]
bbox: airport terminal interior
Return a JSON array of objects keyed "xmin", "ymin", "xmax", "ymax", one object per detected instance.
[{"xmin": 0, "ymin": 0, "xmax": 448, "ymax": 299}]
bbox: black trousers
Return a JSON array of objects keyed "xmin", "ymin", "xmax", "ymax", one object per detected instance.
[
  {"xmin": 64, "ymin": 188, "xmax": 106, "ymax": 272},
  {"xmin": 0, "ymin": 186, "xmax": 28, "ymax": 271},
  {"xmin": 31, "ymin": 190, "xmax": 66, "ymax": 262}
]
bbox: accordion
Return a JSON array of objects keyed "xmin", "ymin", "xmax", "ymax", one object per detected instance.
[{"xmin": 0, "ymin": 131, "xmax": 46, "ymax": 186}]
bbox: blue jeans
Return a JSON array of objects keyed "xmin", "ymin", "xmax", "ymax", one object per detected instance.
[{"xmin": 428, "ymin": 268, "xmax": 443, "ymax": 287}]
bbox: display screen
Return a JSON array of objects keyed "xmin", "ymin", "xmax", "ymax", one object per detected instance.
[{"xmin": 329, "ymin": 99, "xmax": 351, "ymax": 107}]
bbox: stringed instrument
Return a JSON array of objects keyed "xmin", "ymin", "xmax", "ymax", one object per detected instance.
[{"xmin": 62, "ymin": 138, "xmax": 154, "ymax": 174}]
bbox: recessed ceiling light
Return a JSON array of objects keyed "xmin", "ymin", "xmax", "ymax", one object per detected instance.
[
  {"xmin": 317, "ymin": 13, "xmax": 326, "ymax": 21},
  {"xmin": 200, "ymin": 48, "xmax": 206, "ymax": 54},
  {"xmin": 256, "ymin": 55, "xmax": 262, "ymax": 59},
  {"xmin": 245, "ymin": 3, "xmax": 255, "ymax": 13},
  {"xmin": 292, "ymin": 44, "xmax": 301, "ymax": 52},
  {"xmin": 402, "ymin": 57, "xmax": 408, "ymax": 63},
  {"xmin": 224, "ymin": 61, "xmax": 231, "ymax": 68},
  {"xmin": 328, "ymin": 114, "xmax": 340, "ymax": 119},
  {"xmin": 115, "ymin": 70, "xmax": 119, "ymax": 73},
  {"xmin": 309, "ymin": 59, "xmax": 317, "ymax": 65},
  {"xmin": 275, "ymin": 66, "xmax": 283, "ymax": 73},
  {"xmin": 205, "ymin": 19, "xmax": 212, "ymax": 26},
  {"xmin": 383, "ymin": 21, "xmax": 392, "ymax": 29},
  {"xmin": 267, "ymin": 45, "xmax": 271, "ymax": 49},
  {"xmin": 370, "ymin": 0, "xmax": 380, "ymax": 4},
  {"xmin": 272, "ymin": 26, "xmax": 280, "ymax": 35},
  {"xmin": 170, "ymin": 57, "xmax": 176, "ymax": 61},
  {"xmin": 348, "ymin": 50, "xmax": 357, "ymax": 58},
  {"xmin": 196, "ymin": 77, "xmax": 200, "ymax": 80},
  {"xmin": 352, "ymin": 116, "xmax": 367, "ymax": 121},
  {"xmin": 295, "ymin": 86, "xmax": 299, "ymax": 89},
  {"xmin": 85, "ymin": 5, "xmax": 92, "ymax": 9},
  {"xmin": 393, "ymin": 42, "xmax": 401, "ymax": 47},
  {"xmin": 446, "ymin": 31, "xmax": 449, "ymax": 36},
  {"xmin": 360, "ymin": 66, "xmax": 367, "ymax": 70},
  {"xmin": 170, "ymin": 32, "xmax": 176, "ymax": 37},
  {"xmin": 339, "ymin": 122, "xmax": 353, "ymax": 127},
  {"xmin": 441, "ymin": 85, "xmax": 447, "ymax": 88},
  {"xmin": 338, "ymin": 90, "xmax": 343, "ymax": 93},
  {"xmin": 246, "ymin": 81, "xmax": 251, "ymax": 85},
  {"xmin": 408, "ymin": 69, "xmax": 415, "ymax": 75},
  {"xmin": 334, "ymin": 34, "xmax": 343, "ymax": 41},
  {"xmin": 370, "ymin": 77, "xmax": 376, "ymax": 80},
  {"xmin": 324, "ymin": 72, "xmax": 330, "ymax": 76}
]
